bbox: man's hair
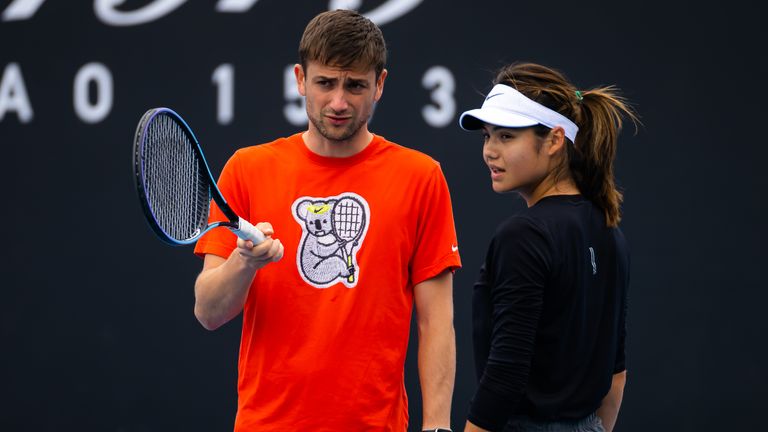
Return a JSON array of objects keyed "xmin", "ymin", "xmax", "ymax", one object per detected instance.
[{"xmin": 299, "ymin": 10, "xmax": 387, "ymax": 78}]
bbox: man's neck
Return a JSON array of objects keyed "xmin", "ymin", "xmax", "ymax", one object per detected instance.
[{"xmin": 302, "ymin": 128, "xmax": 373, "ymax": 158}]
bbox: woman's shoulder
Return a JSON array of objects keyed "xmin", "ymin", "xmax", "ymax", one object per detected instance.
[
  {"xmin": 489, "ymin": 214, "xmax": 553, "ymax": 267},
  {"xmin": 494, "ymin": 213, "xmax": 549, "ymax": 243},
  {"xmin": 493, "ymin": 197, "xmax": 585, "ymax": 245},
  {"xmin": 525, "ymin": 194, "xmax": 594, "ymax": 228}
]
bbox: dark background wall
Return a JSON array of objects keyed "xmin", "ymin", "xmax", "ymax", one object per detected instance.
[{"xmin": 1, "ymin": 1, "xmax": 766, "ymax": 430}]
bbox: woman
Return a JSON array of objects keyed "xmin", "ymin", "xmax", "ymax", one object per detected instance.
[{"xmin": 459, "ymin": 62, "xmax": 638, "ymax": 432}]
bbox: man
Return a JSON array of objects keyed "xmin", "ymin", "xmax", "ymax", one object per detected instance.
[{"xmin": 193, "ymin": 10, "xmax": 461, "ymax": 431}]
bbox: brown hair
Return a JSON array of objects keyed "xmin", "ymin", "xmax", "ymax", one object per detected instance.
[
  {"xmin": 494, "ymin": 62, "xmax": 639, "ymax": 227},
  {"xmin": 299, "ymin": 10, "xmax": 387, "ymax": 78}
]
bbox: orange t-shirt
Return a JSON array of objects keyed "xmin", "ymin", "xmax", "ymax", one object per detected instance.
[{"xmin": 194, "ymin": 133, "xmax": 461, "ymax": 431}]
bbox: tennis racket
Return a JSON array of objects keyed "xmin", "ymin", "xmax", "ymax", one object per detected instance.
[
  {"xmin": 332, "ymin": 196, "xmax": 366, "ymax": 282},
  {"xmin": 133, "ymin": 107, "xmax": 265, "ymax": 246}
]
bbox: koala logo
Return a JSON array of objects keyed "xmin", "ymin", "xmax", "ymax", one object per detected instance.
[{"xmin": 292, "ymin": 193, "xmax": 370, "ymax": 289}]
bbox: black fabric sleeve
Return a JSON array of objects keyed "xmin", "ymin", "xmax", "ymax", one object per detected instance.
[
  {"xmin": 614, "ymin": 253, "xmax": 630, "ymax": 373},
  {"xmin": 468, "ymin": 217, "xmax": 551, "ymax": 431},
  {"xmin": 614, "ymin": 301, "xmax": 627, "ymax": 373}
]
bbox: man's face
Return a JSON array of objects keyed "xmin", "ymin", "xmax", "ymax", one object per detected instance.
[{"xmin": 296, "ymin": 61, "xmax": 386, "ymax": 143}]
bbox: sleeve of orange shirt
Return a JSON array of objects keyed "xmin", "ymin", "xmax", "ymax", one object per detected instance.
[
  {"xmin": 194, "ymin": 150, "xmax": 247, "ymax": 260},
  {"xmin": 409, "ymin": 162, "xmax": 462, "ymax": 285}
]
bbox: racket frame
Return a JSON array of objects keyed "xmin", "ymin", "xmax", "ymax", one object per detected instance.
[
  {"xmin": 331, "ymin": 196, "xmax": 366, "ymax": 282},
  {"xmin": 133, "ymin": 107, "xmax": 261, "ymax": 246}
]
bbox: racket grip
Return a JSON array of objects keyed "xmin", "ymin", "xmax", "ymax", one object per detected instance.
[{"xmin": 231, "ymin": 217, "xmax": 266, "ymax": 245}]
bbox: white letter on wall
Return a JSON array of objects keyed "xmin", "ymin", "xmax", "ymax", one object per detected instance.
[
  {"xmin": 73, "ymin": 63, "xmax": 113, "ymax": 124},
  {"xmin": 94, "ymin": 0, "xmax": 187, "ymax": 26},
  {"xmin": 328, "ymin": 0, "xmax": 423, "ymax": 26},
  {"xmin": 215, "ymin": 0, "xmax": 259, "ymax": 12},
  {"xmin": 1, "ymin": 0, "xmax": 47, "ymax": 22},
  {"xmin": 283, "ymin": 64, "xmax": 307, "ymax": 126},
  {"xmin": 212, "ymin": 64, "xmax": 234, "ymax": 125},
  {"xmin": 421, "ymin": 66, "xmax": 455, "ymax": 128},
  {"xmin": 0, "ymin": 63, "xmax": 34, "ymax": 123}
]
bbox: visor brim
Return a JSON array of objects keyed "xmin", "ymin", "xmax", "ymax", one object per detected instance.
[{"xmin": 459, "ymin": 107, "xmax": 541, "ymax": 131}]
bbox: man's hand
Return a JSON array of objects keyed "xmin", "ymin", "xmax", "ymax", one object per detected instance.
[{"xmin": 235, "ymin": 222, "xmax": 284, "ymax": 270}]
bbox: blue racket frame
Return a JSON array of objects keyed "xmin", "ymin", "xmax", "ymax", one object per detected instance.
[{"xmin": 133, "ymin": 107, "xmax": 240, "ymax": 246}]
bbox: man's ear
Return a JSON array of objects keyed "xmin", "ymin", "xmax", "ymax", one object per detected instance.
[
  {"xmin": 294, "ymin": 63, "xmax": 306, "ymax": 97},
  {"xmin": 374, "ymin": 68, "xmax": 387, "ymax": 102},
  {"xmin": 546, "ymin": 126, "xmax": 567, "ymax": 156}
]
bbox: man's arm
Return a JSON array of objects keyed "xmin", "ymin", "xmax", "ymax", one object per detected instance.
[
  {"xmin": 414, "ymin": 269, "xmax": 455, "ymax": 431},
  {"xmin": 596, "ymin": 370, "xmax": 626, "ymax": 432},
  {"xmin": 194, "ymin": 222, "xmax": 283, "ymax": 330}
]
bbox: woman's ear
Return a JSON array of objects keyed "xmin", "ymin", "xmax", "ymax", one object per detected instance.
[{"xmin": 546, "ymin": 126, "xmax": 567, "ymax": 156}]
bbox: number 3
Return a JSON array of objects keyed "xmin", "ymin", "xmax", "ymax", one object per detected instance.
[{"xmin": 421, "ymin": 65, "xmax": 455, "ymax": 128}]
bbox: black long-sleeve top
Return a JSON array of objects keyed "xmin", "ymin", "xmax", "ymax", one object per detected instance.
[{"xmin": 468, "ymin": 195, "xmax": 629, "ymax": 431}]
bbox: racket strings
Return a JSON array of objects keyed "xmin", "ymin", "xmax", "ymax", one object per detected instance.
[
  {"xmin": 333, "ymin": 199, "xmax": 363, "ymax": 241},
  {"xmin": 141, "ymin": 114, "xmax": 209, "ymax": 241}
]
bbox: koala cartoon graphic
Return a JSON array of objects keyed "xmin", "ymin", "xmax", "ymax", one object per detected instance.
[{"xmin": 292, "ymin": 193, "xmax": 370, "ymax": 288}]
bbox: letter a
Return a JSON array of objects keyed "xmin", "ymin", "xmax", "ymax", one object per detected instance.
[{"xmin": 0, "ymin": 63, "xmax": 34, "ymax": 123}]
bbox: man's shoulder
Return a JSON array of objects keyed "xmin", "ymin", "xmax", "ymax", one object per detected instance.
[
  {"xmin": 233, "ymin": 134, "xmax": 300, "ymax": 161},
  {"xmin": 375, "ymin": 135, "xmax": 442, "ymax": 172}
]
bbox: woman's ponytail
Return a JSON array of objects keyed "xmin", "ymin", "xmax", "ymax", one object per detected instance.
[{"xmin": 494, "ymin": 63, "xmax": 639, "ymax": 227}]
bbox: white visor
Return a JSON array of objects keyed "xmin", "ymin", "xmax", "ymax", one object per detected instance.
[{"xmin": 459, "ymin": 84, "xmax": 579, "ymax": 143}]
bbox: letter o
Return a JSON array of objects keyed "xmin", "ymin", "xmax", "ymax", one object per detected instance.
[{"xmin": 73, "ymin": 62, "xmax": 113, "ymax": 124}]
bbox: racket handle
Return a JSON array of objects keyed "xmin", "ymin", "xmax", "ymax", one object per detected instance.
[
  {"xmin": 347, "ymin": 256, "xmax": 355, "ymax": 283},
  {"xmin": 231, "ymin": 217, "xmax": 266, "ymax": 245}
]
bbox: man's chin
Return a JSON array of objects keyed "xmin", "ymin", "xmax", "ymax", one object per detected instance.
[
  {"xmin": 310, "ymin": 116, "xmax": 365, "ymax": 143},
  {"xmin": 320, "ymin": 125, "xmax": 362, "ymax": 142},
  {"xmin": 324, "ymin": 131, "xmax": 353, "ymax": 142}
]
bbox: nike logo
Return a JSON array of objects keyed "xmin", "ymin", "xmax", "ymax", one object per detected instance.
[
  {"xmin": 485, "ymin": 93, "xmax": 503, "ymax": 101},
  {"xmin": 451, "ymin": 245, "xmax": 459, "ymax": 252}
]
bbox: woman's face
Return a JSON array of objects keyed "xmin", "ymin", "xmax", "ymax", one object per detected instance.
[{"xmin": 481, "ymin": 124, "xmax": 551, "ymax": 196}]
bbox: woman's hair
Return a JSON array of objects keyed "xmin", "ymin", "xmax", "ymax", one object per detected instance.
[
  {"xmin": 299, "ymin": 10, "xmax": 387, "ymax": 79},
  {"xmin": 494, "ymin": 62, "xmax": 639, "ymax": 227}
]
